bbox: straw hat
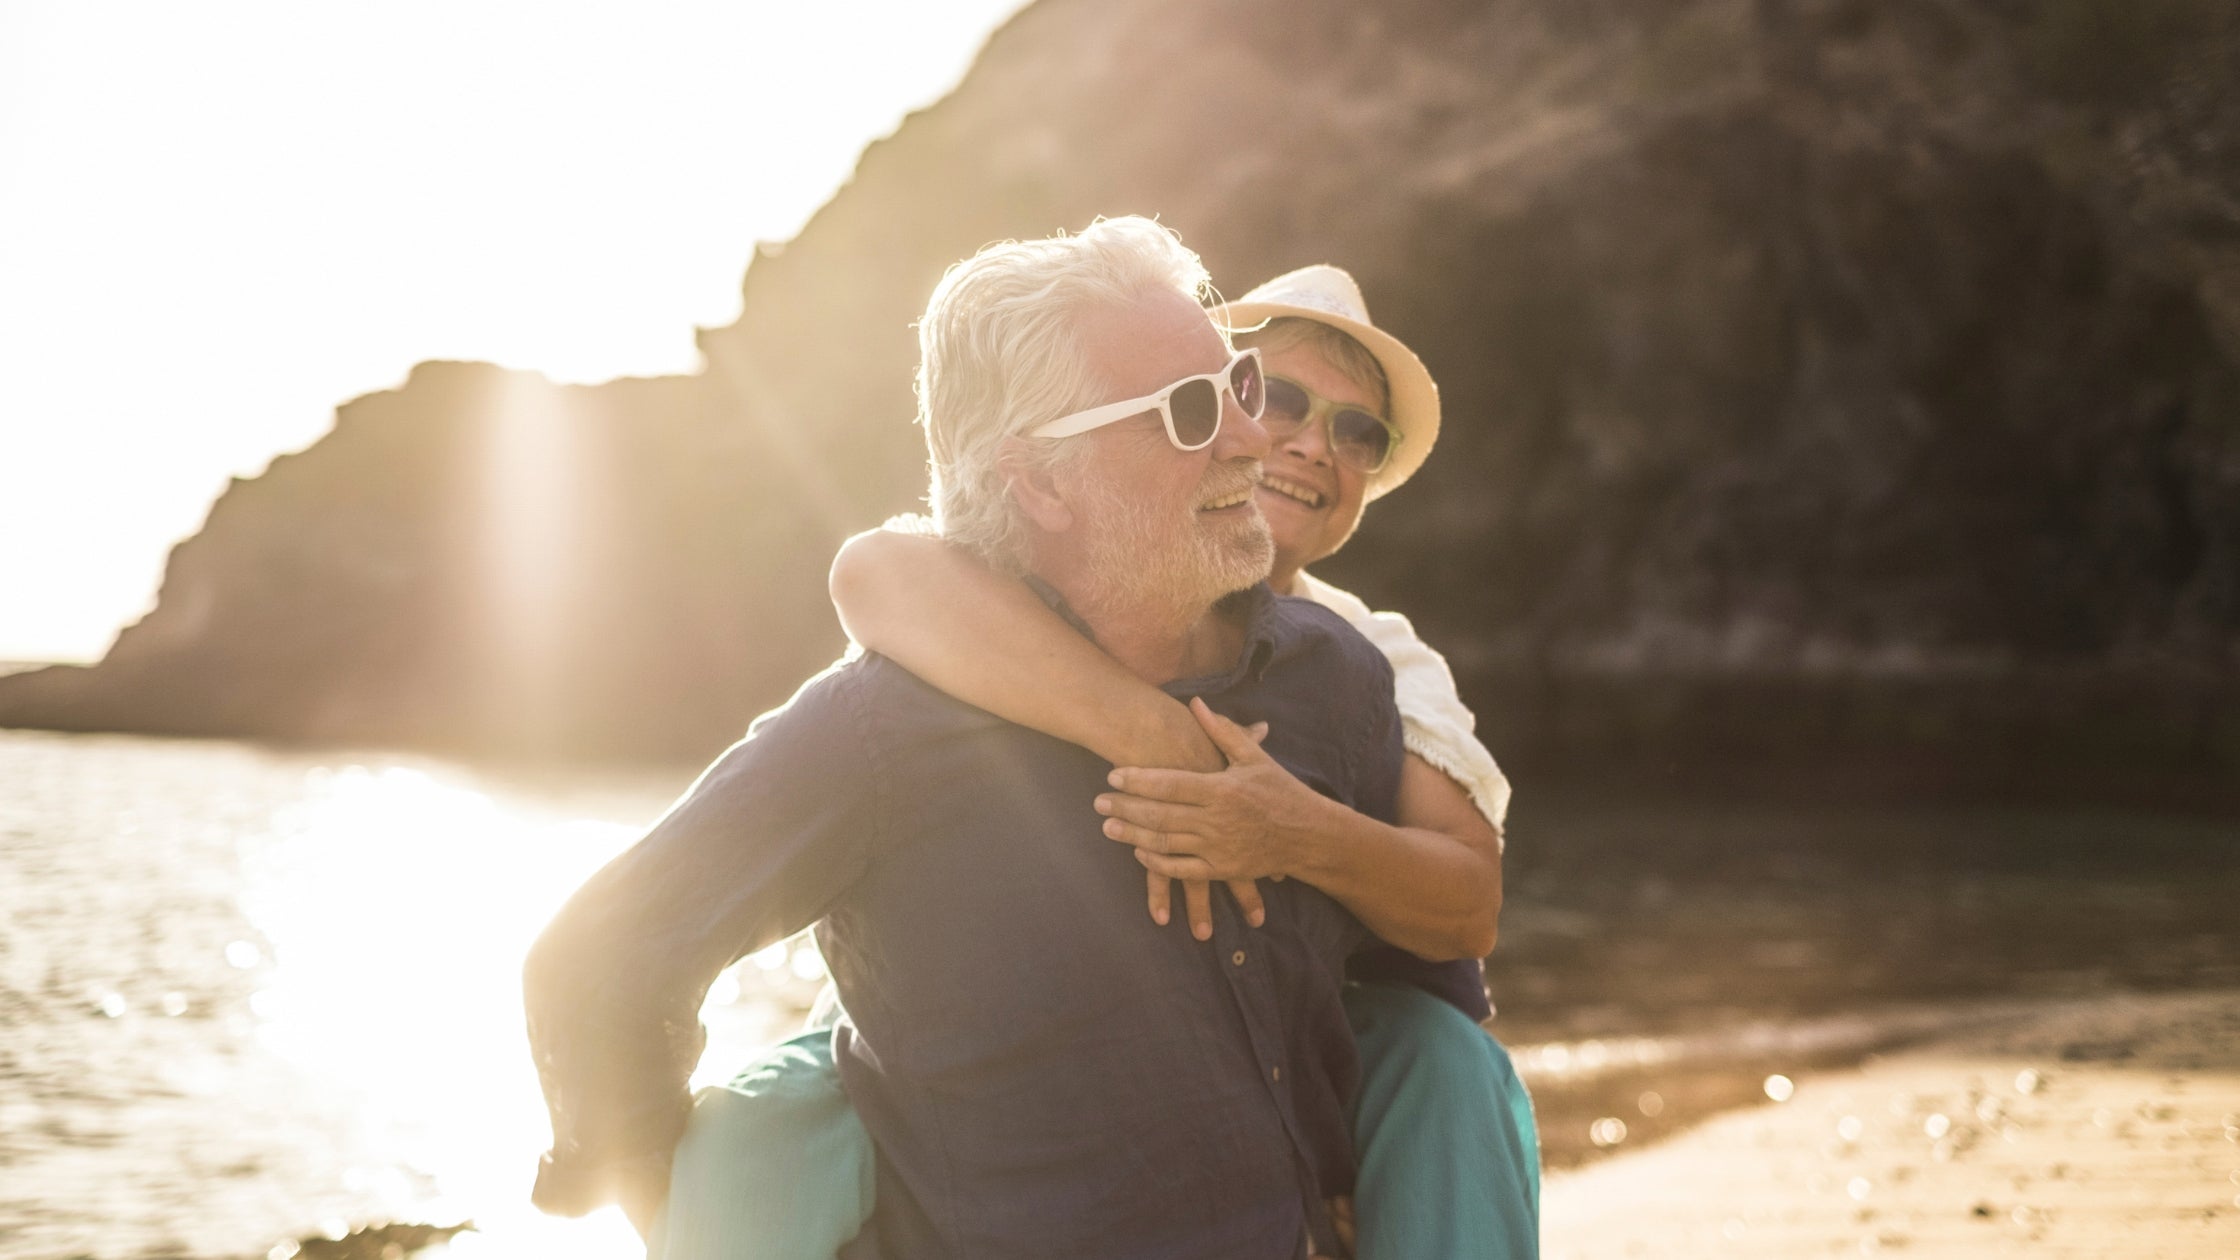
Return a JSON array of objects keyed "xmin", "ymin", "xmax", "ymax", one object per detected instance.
[{"xmin": 1216, "ymin": 264, "xmax": 1440, "ymax": 501}]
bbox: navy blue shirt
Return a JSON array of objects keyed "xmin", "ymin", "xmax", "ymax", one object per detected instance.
[{"xmin": 526, "ymin": 585, "xmax": 1444, "ymax": 1259}]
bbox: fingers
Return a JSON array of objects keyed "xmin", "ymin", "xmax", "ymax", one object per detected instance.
[
  {"xmin": 1144, "ymin": 870, "xmax": 1172, "ymax": 927},
  {"xmin": 1136, "ymin": 849, "xmax": 1218, "ymax": 882},
  {"xmin": 1226, "ymin": 879, "xmax": 1267, "ymax": 928},
  {"xmin": 1104, "ymin": 767, "xmax": 1216, "ymax": 805},
  {"xmin": 1137, "ymin": 863, "xmax": 1263, "ymax": 936},
  {"xmin": 1246, "ymin": 720, "xmax": 1270, "ymax": 745},
  {"xmin": 1188, "ymin": 696, "xmax": 1271, "ymax": 764},
  {"xmin": 1095, "ymin": 792, "xmax": 1196, "ymax": 840},
  {"xmin": 1103, "ymin": 816, "xmax": 1180, "ymax": 851},
  {"xmin": 1183, "ymin": 879, "xmax": 1214, "ymax": 942}
]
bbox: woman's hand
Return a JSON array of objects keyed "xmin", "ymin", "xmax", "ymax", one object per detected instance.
[
  {"xmin": 1099, "ymin": 698, "xmax": 1329, "ymax": 907},
  {"xmin": 1327, "ymin": 1194, "xmax": 1356, "ymax": 1258},
  {"xmin": 1142, "ymin": 871, "xmax": 1267, "ymax": 943}
]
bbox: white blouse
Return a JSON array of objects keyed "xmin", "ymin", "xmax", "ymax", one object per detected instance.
[{"xmin": 1295, "ymin": 571, "xmax": 1512, "ymax": 845}]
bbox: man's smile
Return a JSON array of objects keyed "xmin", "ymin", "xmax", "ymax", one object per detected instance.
[{"xmin": 1196, "ymin": 486, "xmax": 1256, "ymax": 512}]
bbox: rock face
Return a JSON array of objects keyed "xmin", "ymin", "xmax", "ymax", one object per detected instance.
[
  {"xmin": 0, "ymin": 363, "xmax": 844, "ymax": 761},
  {"xmin": 6, "ymin": 0, "xmax": 2238, "ymax": 782}
]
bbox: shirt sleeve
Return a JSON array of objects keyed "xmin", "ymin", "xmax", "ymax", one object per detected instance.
[
  {"xmin": 1296, "ymin": 572, "xmax": 1511, "ymax": 843},
  {"xmin": 521, "ymin": 661, "xmax": 880, "ymax": 1217}
]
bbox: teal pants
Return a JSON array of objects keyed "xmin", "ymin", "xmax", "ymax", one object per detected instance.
[{"xmin": 649, "ymin": 982, "xmax": 1539, "ymax": 1259}]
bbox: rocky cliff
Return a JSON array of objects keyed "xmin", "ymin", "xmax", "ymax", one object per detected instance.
[{"xmin": 7, "ymin": 0, "xmax": 2237, "ymax": 786}]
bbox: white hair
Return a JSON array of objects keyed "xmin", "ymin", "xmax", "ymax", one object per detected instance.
[{"xmin": 915, "ymin": 216, "xmax": 1216, "ymax": 574}]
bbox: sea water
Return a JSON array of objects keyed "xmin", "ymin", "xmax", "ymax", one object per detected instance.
[
  {"xmin": 7, "ymin": 728, "xmax": 2236, "ymax": 1256},
  {"xmin": 0, "ymin": 729, "xmax": 820, "ymax": 1260}
]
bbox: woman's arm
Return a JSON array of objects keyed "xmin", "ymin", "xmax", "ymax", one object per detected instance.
[
  {"xmin": 830, "ymin": 528, "xmax": 1260, "ymax": 938},
  {"xmin": 833, "ymin": 529, "xmax": 1506, "ymax": 958},
  {"xmin": 830, "ymin": 528, "xmax": 1222, "ymax": 773},
  {"xmin": 1100, "ymin": 700, "xmax": 1502, "ymax": 961}
]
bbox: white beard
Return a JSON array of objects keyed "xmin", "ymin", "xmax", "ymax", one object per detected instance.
[{"xmin": 1073, "ymin": 460, "xmax": 1274, "ymax": 625}]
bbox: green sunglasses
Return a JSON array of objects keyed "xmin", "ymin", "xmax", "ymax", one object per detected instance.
[{"xmin": 1261, "ymin": 375, "xmax": 1402, "ymax": 475}]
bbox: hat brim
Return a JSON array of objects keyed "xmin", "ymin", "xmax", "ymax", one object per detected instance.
[{"xmin": 1215, "ymin": 300, "xmax": 1439, "ymax": 501}]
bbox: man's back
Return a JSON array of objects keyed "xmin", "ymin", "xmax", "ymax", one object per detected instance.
[{"xmin": 825, "ymin": 650, "xmax": 1352, "ymax": 1257}]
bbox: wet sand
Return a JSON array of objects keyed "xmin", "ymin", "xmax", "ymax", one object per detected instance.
[{"xmin": 1541, "ymin": 988, "xmax": 2240, "ymax": 1258}]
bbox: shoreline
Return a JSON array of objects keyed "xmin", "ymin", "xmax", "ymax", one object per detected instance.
[
  {"xmin": 1541, "ymin": 987, "xmax": 2240, "ymax": 1257},
  {"xmin": 6, "ymin": 719, "xmax": 2237, "ymax": 824}
]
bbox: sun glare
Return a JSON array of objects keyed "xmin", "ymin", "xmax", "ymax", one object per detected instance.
[
  {"xmin": 239, "ymin": 762, "xmax": 821, "ymax": 1257},
  {"xmin": 477, "ymin": 372, "xmax": 586, "ymax": 735},
  {"xmin": 0, "ymin": 0, "xmax": 1027, "ymax": 664}
]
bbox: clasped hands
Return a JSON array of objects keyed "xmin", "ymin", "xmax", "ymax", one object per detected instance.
[{"xmin": 1096, "ymin": 696, "xmax": 1328, "ymax": 941}]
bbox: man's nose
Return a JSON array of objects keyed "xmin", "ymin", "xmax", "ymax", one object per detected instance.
[{"xmin": 1214, "ymin": 389, "xmax": 1271, "ymax": 462}]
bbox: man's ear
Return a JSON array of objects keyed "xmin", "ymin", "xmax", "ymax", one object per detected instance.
[{"xmin": 998, "ymin": 437, "xmax": 1075, "ymax": 534}]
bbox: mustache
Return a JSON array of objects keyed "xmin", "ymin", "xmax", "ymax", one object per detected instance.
[{"xmin": 1198, "ymin": 459, "xmax": 1263, "ymax": 502}]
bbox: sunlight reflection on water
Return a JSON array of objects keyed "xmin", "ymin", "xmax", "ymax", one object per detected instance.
[
  {"xmin": 0, "ymin": 733, "xmax": 826, "ymax": 1260},
  {"xmin": 239, "ymin": 762, "xmax": 827, "ymax": 1259},
  {"xmin": 239, "ymin": 764, "xmax": 619, "ymax": 1256}
]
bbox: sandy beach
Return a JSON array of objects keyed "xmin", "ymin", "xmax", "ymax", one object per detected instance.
[{"xmin": 1541, "ymin": 988, "xmax": 2240, "ymax": 1258}]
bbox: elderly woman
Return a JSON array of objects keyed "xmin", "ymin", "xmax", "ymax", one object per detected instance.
[{"xmin": 654, "ymin": 267, "xmax": 1539, "ymax": 1260}]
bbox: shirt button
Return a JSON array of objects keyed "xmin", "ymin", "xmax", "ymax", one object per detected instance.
[
  {"xmin": 1270, "ymin": 1066, "xmax": 1282, "ymax": 1082},
  {"xmin": 1231, "ymin": 950, "xmax": 1246, "ymax": 966}
]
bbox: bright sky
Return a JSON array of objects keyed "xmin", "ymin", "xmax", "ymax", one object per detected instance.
[{"xmin": 0, "ymin": 0, "xmax": 1025, "ymax": 663}]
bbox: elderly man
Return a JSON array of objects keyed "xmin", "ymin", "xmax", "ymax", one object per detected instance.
[{"xmin": 523, "ymin": 217, "xmax": 1406, "ymax": 1259}]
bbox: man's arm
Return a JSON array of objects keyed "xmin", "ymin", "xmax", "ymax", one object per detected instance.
[{"xmin": 522, "ymin": 668, "xmax": 877, "ymax": 1230}]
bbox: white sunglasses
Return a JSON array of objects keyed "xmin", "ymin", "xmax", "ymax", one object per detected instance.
[{"xmin": 1028, "ymin": 347, "xmax": 1265, "ymax": 451}]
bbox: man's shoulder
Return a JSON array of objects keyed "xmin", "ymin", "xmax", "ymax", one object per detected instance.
[
  {"xmin": 1237, "ymin": 588, "xmax": 1405, "ymax": 822},
  {"xmin": 1263, "ymin": 589, "xmax": 1397, "ymax": 693},
  {"xmin": 1268, "ymin": 586, "xmax": 1365, "ymax": 637},
  {"xmin": 747, "ymin": 648, "xmax": 1006, "ymax": 745},
  {"xmin": 693, "ymin": 651, "xmax": 1002, "ymax": 808}
]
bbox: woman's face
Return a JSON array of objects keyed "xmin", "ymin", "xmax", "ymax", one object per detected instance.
[{"xmin": 1250, "ymin": 340, "xmax": 1377, "ymax": 589}]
